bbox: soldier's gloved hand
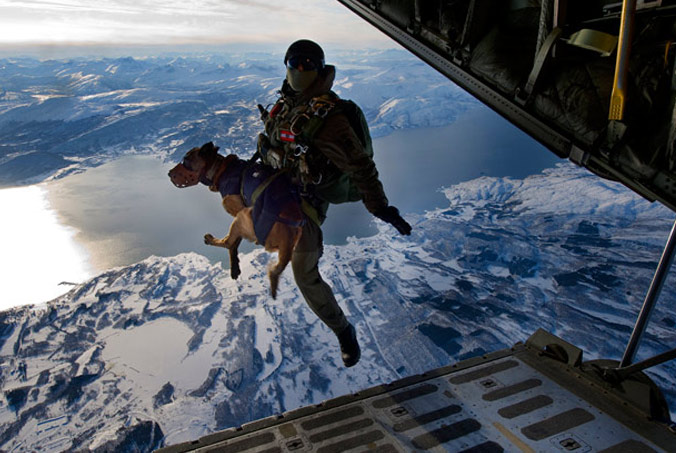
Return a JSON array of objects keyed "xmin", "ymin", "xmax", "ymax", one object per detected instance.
[{"xmin": 374, "ymin": 206, "xmax": 412, "ymax": 236}]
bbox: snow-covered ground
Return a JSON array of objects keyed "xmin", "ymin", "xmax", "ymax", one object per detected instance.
[{"xmin": 1, "ymin": 163, "xmax": 675, "ymax": 451}]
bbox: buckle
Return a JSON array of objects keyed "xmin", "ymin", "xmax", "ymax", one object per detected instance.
[
  {"xmin": 309, "ymin": 98, "xmax": 335, "ymax": 118},
  {"xmin": 290, "ymin": 113, "xmax": 311, "ymax": 135},
  {"xmin": 300, "ymin": 170, "xmax": 323, "ymax": 185}
]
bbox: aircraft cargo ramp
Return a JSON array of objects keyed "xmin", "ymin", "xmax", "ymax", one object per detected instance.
[{"xmin": 157, "ymin": 330, "xmax": 676, "ymax": 453}]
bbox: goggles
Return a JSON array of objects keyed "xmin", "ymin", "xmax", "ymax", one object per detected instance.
[{"xmin": 286, "ymin": 55, "xmax": 323, "ymax": 72}]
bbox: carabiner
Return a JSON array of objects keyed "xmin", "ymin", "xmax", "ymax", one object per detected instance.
[
  {"xmin": 294, "ymin": 144, "xmax": 309, "ymax": 157},
  {"xmin": 290, "ymin": 113, "xmax": 311, "ymax": 136}
]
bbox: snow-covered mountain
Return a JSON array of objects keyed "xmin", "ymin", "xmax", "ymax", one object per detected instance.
[
  {"xmin": 0, "ymin": 50, "xmax": 475, "ymax": 187},
  {"xmin": 1, "ymin": 50, "xmax": 675, "ymax": 452},
  {"xmin": 1, "ymin": 163, "xmax": 675, "ymax": 452}
]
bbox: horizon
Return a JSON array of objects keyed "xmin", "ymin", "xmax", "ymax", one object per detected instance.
[
  {"xmin": 0, "ymin": 41, "xmax": 403, "ymax": 61},
  {"xmin": 0, "ymin": 0, "xmax": 392, "ymax": 57}
]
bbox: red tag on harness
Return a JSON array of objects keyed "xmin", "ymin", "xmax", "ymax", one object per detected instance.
[
  {"xmin": 279, "ymin": 129, "xmax": 295, "ymax": 143},
  {"xmin": 269, "ymin": 102, "xmax": 283, "ymax": 118}
]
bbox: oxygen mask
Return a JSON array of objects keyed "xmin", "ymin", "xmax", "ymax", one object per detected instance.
[{"xmin": 286, "ymin": 55, "xmax": 319, "ymax": 92}]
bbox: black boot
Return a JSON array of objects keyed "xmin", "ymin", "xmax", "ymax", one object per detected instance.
[{"xmin": 337, "ymin": 323, "xmax": 361, "ymax": 367}]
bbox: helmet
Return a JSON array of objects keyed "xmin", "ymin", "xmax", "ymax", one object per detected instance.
[{"xmin": 284, "ymin": 40, "xmax": 325, "ymax": 70}]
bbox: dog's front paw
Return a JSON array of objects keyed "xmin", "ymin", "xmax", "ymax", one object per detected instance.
[{"xmin": 204, "ymin": 233, "xmax": 215, "ymax": 245}]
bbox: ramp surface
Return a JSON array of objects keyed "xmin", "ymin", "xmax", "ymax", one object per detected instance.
[{"xmin": 158, "ymin": 340, "xmax": 675, "ymax": 452}]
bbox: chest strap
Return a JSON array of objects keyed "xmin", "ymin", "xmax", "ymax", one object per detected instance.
[
  {"xmin": 249, "ymin": 169, "xmax": 288, "ymax": 207},
  {"xmin": 289, "ymin": 96, "xmax": 339, "ymax": 143},
  {"xmin": 247, "ymin": 168, "xmax": 306, "ymax": 229}
]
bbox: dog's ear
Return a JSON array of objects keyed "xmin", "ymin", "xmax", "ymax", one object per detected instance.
[{"xmin": 199, "ymin": 142, "xmax": 219, "ymax": 157}]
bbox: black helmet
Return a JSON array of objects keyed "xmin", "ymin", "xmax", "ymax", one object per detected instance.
[{"xmin": 284, "ymin": 39, "xmax": 325, "ymax": 70}]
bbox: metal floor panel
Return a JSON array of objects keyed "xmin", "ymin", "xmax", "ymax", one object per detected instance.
[{"xmin": 159, "ymin": 344, "xmax": 674, "ymax": 453}]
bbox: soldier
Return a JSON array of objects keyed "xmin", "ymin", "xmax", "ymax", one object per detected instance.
[{"xmin": 257, "ymin": 39, "xmax": 411, "ymax": 367}]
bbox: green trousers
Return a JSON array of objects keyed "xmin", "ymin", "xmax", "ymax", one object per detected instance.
[{"xmin": 291, "ymin": 219, "xmax": 349, "ymax": 335}]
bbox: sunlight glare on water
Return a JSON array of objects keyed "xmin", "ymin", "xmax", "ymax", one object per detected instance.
[{"xmin": 0, "ymin": 185, "xmax": 92, "ymax": 310}]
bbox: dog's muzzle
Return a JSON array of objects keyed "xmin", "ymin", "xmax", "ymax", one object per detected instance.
[{"xmin": 169, "ymin": 163, "xmax": 200, "ymax": 188}]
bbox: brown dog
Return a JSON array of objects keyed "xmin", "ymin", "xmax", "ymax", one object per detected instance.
[{"xmin": 169, "ymin": 142, "xmax": 303, "ymax": 299}]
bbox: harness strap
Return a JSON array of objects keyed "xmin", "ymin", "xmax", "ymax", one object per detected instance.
[
  {"xmin": 290, "ymin": 94, "xmax": 339, "ymax": 144},
  {"xmin": 239, "ymin": 164, "xmax": 249, "ymax": 201},
  {"xmin": 276, "ymin": 215, "xmax": 305, "ymax": 228},
  {"xmin": 301, "ymin": 199, "xmax": 322, "ymax": 226},
  {"xmin": 208, "ymin": 154, "xmax": 237, "ymax": 192},
  {"xmin": 250, "ymin": 168, "xmax": 289, "ymax": 207}
]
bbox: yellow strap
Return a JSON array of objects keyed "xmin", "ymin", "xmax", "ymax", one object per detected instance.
[
  {"xmin": 566, "ymin": 29, "xmax": 618, "ymax": 56},
  {"xmin": 250, "ymin": 169, "xmax": 288, "ymax": 207},
  {"xmin": 301, "ymin": 199, "xmax": 322, "ymax": 226}
]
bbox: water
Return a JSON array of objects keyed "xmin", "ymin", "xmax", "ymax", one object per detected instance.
[
  {"xmin": 4, "ymin": 106, "xmax": 560, "ymax": 309},
  {"xmin": 325, "ymin": 107, "xmax": 560, "ymax": 242},
  {"xmin": 0, "ymin": 185, "xmax": 91, "ymax": 309},
  {"xmin": 46, "ymin": 156, "xmax": 235, "ymax": 272}
]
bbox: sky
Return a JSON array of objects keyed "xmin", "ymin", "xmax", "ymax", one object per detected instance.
[{"xmin": 0, "ymin": 0, "xmax": 392, "ymax": 53}]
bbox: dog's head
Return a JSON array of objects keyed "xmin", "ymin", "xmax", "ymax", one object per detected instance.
[{"xmin": 169, "ymin": 142, "xmax": 220, "ymax": 188}]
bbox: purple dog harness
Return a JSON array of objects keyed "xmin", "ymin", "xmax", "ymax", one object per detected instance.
[{"xmin": 216, "ymin": 159, "xmax": 304, "ymax": 244}]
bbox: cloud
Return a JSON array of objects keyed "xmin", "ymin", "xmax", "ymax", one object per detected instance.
[{"xmin": 0, "ymin": 0, "xmax": 389, "ymax": 47}]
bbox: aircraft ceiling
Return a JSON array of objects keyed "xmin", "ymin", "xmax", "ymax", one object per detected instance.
[{"xmin": 338, "ymin": 0, "xmax": 676, "ymax": 212}]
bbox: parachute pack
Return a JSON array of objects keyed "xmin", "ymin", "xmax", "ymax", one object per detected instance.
[{"xmin": 296, "ymin": 95, "xmax": 374, "ymax": 205}]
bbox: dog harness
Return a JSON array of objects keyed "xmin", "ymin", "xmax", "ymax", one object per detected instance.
[{"xmin": 216, "ymin": 159, "xmax": 304, "ymax": 244}]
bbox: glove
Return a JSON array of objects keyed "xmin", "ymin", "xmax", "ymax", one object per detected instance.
[
  {"xmin": 374, "ymin": 206, "xmax": 412, "ymax": 236},
  {"xmin": 257, "ymin": 133, "xmax": 284, "ymax": 169}
]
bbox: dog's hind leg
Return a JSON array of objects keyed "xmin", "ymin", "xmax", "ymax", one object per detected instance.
[
  {"xmin": 268, "ymin": 238, "xmax": 296, "ymax": 300},
  {"xmin": 268, "ymin": 248, "xmax": 291, "ymax": 300},
  {"xmin": 228, "ymin": 237, "xmax": 242, "ymax": 280}
]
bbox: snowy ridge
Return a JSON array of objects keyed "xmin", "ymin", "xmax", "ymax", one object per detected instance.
[
  {"xmin": 445, "ymin": 164, "xmax": 669, "ymax": 220},
  {"xmin": 0, "ymin": 50, "xmax": 475, "ymax": 187},
  {"xmin": 1, "ymin": 163, "xmax": 675, "ymax": 451}
]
